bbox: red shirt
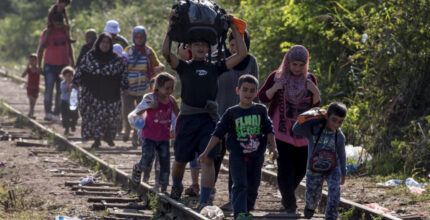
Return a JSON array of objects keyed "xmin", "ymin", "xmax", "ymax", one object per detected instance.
[
  {"xmin": 40, "ymin": 28, "xmax": 70, "ymax": 66},
  {"xmin": 141, "ymin": 99, "xmax": 173, "ymax": 141},
  {"xmin": 26, "ymin": 67, "xmax": 40, "ymax": 89}
]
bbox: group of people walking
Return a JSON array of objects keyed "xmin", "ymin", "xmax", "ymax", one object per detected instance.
[{"xmin": 21, "ymin": 1, "xmax": 348, "ymax": 219}]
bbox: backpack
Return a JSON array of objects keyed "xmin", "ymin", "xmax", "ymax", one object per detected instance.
[
  {"xmin": 309, "ymin": 121, "xmax": 338, "ymax": 174},
  {"xmin": 168, "ymin": 0, "xmax": 230, "ymax": 61}
]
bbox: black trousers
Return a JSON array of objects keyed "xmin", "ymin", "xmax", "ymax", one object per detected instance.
[
  {"xmin": 61, "ymin": 100, "xmax": 79, "ymax": 129},
  {"xmin": 213, "ymin": 137, "xmax": 232, "ymax": 195},
  {"xmin": 276, "ymin": 139, "xmax": 308, "ymax": 210}
]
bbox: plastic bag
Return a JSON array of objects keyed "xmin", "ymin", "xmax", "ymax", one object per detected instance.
[
  {"xmin": 78, "ymin": 176, "xmax": 94, "ymax": 186},
  {"xmin": 376, "ymin": 179, "xmax": 403, "ymax": 187},
  {"xmin": 200, "ymin": 205, "xmax": 224, "ymax": 220},
  {"xmin": 55, "ymin": 216, "xmax": 81, "ymax": 220}
]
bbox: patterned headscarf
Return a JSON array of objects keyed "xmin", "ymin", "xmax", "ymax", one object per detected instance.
[
  {"xmin": 131, "ymin": 26, "xmax": 148, "ymax": 67},
  {"xmin": 275, "ymin": 45, "xmax": 310, "ymax": 104}
]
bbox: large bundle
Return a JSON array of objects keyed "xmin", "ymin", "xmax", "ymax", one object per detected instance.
[{"xmin": 168, "ymin": 0, "xmax": 230, "ymax": 59}]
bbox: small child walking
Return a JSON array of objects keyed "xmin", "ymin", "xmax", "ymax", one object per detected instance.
[
  {"xmin": 21, "ymin": 53, "xmax": 42, "ymax": 119},
  {"xmin": 60, "ymin": 66, "xmax": 79, "ymax": 135},
  {"xmin": 131, "ymin": 72, "xmax": 179, "ymax": 193},
  {"xmin": 198, "ymin": 74, "xmax": 278, "ymax": 220},
  {"xmin": 292, "ymin": 102, "xmax": 347, "ymax": 220}
]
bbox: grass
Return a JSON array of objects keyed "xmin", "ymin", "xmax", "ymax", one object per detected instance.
[{"xmin": 0, "ymin": 183, "xmax": 52, "ymax": 220}]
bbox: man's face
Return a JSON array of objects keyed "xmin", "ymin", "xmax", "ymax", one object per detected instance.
[{"xmin": 191, "ymin": 41, "xmax": 209, "ymax": 61}]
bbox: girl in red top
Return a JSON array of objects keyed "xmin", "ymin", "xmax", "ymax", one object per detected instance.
[
  {"xmin": 21, "ymin": 53, "xmax": 42, "ymax": 119},
  {"xmin": 258, "ymin": 45, "xmax": 321, "ymax": 214}
]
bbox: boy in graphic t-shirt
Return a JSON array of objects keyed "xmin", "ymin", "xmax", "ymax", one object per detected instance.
[{"xmin": 198, "ymin": 74, "xmax": 278, "ymax": 220}]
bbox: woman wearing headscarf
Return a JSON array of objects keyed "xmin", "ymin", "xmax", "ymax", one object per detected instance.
[
  {"xmin": 73, "ymin": 32, "xmax": 129, "ymax": 148},
  {"xmin": 258, "ymin": 45, "xmax": 320, "ymax": 214},
  {"xmin": 122, "ymin": 26, "xmax": 165, "ymax": 146}
]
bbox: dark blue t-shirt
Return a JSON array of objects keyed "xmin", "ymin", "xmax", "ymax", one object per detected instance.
[
  {"xmin": 212, "ymin": 103, "xmax": 274, "ymax": 157},
  {"xmin": 175, "ymin": 60, "xmax": 227, "ymax": 108}
]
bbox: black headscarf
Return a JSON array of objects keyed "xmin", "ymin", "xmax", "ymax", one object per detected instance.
[
  {"xmin": 92, "ymin": 32, "xmax": 117, "ymax": 64},
  {"xmin": 227, "ymin": 30, "xmax": 251, "ymax": 71}
]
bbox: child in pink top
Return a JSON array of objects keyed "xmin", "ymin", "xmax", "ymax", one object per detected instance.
[{"xmin": 131, "ymin": 72, "xmax": 179, "ymax": 193}]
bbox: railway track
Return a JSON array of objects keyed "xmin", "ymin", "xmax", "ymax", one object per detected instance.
[{"xmin": 0, "ymin": 67, "xmax": 416, "ymax": 219}]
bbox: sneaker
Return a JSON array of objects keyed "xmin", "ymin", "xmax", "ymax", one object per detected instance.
[
  {"xmin": 170, "ymin": 185, "xmax": 183, "ymax": 201},
  {"xmin": 304, "ymin": 207, "xmax": 315, "ymax": 219},
  {"xmin": 44, "ymin": 113, "xmax": 53, "ymax": 121},
  {"xmin": 71, "ymin": 126, "xmax": 76, "ymax": 132},
  {"xmin": 185, "ymin": 183, "xmax": 200, "ymax": 197},
  {"xmin": 131, "ymin": 164, "xmax": 142, "ymax": 184},
  {"xmin": 51, "ymin": 114, "xmax": 61, "ymax": 121},
  {"xmin": 236, "ymin": 212, "xmax": 253, "ymax": 220}
]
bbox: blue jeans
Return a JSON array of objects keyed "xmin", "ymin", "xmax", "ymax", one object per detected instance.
[
  {"xmin": 44, "ymin": 64, "xmax": 65, "ymax": 115},
  {"xmin": 305, "ymin": 166, "xmax": 342, "ymax": 220},
  {"xmin": 137, "ymin": 138, "xmax": 170, "ymax": 186},
  {"xmin": 230, "ymin": 153, "xmax": 264, "ymax": 218}
]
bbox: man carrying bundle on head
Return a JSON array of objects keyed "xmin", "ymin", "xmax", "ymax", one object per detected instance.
[{"xmin": 162, "ymin": 4, "xmax": 248, "ymax": 210}]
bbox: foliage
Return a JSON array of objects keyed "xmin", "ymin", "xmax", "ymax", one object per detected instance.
[{"xmin": 239, "ymin": 0, "xmax": 430, "ymax": 177}]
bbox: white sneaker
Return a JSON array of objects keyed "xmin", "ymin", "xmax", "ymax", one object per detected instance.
[
  {"xmin": 51, "ymin": 114, "xmax": 61, "ymax": 122},
  {"xmin": 44, "ymin": 113, "xmax": 53, "ymax": 121}
]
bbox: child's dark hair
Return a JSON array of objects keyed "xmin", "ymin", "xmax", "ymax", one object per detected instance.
[
  {"xmin": 238, "ymin": 74, "xmax": 258, "ymax": 89},
  {"xmin": 52, "ymin": 12, "xmax": 64, "ymax": 22},
  {"xmin": 154, "ymin": 72, "xmax": 176, "ymax": 90},
  {"xmin": 29, "ymin": 53, "xmax": 37, "ymax": 59},
  {"xmin": 327, "ymin": 102, "xmax": 347, "ymax": 118},
  {"xmin": 61, "ymin": 66, "xmax": 74, "ymax": 76}
]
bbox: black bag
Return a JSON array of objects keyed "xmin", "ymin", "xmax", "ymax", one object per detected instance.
[
  {"xmin": 169, "ymin": 0, "xmax": 229, "ymax": 45},
  {"xmin": 168, "ymin": 0, "xmax": 229, "ymax": 62}
]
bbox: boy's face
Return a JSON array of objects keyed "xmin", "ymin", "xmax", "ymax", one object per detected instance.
[
  {"xmin": 191, "ymin": 41, "xmax": 209, "ymax": 61},
  {"xmin": 63, "ymin": 72, "xmax": 73, "ymax": 82},
  {"xmin": 289, "ymin": 60, "xmax": 306, "ymax": 76},
  {"xmin": 236, "ymin": 82, "xmax": 257, "ymax": 105},
  {"xmin": 29, "ymin": 57, "xmax": 37, "ymax": 67},
  {"xmin": 325, "ymin": 114, "xmax": 345, "ymax": 131}
]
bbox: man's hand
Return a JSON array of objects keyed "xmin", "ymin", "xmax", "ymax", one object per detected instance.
[{"xmin": 269, "ymin": 146, "xmax": 279, "ymax": 160}]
